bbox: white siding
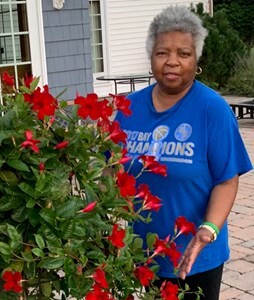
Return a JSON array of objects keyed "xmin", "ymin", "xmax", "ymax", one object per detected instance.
[{"xmin": 95, "ymin": 0, "xmax": 211, "ymax": 96}]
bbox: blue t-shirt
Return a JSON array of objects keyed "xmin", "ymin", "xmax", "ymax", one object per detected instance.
[{"xmin": 115, "ymin": 80, "xmax": 253, "ymax": 278}]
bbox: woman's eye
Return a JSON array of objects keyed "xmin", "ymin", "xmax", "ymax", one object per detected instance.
[
  {"xmin": 156, "ymin": 51, "xmax": 167, "ymax": 56},
  {"xmin": 180, "ymin": 52, "xmax": 191, "ymax": 57}
]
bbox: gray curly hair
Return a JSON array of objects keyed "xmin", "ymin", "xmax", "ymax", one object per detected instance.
[{"xmin": 146, "ymin": 6, "xmax": 208, "ymax": 60}]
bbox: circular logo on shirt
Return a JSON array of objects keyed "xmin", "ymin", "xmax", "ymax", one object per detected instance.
[
  {"xmin": 152, "ymin": 125, "xmax": 169, "ymax": 141},
  {"xmin": 174, "ymin": 123, "xmax": 192, "ymax": 141}
]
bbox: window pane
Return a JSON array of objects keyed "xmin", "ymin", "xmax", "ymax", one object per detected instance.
[
  {"xmin": 0, "ymin": 35, "xmax": 13, "ymax": 63},
  {"xmin": 17, "ymin": 63, "xmax": 31, "ymax": 79},
  {"xmin": 92, "ymin": 29, "xmax": 102, "ymax": 44},
  {"xmin": 15, "ymin": 34, "xmax": 30, "ymax": 62},
  {"xmin": 13, "ymin": 4, "xmax": 29, "ymax": 32},
  {"xmin": 0, "ymin": 4, "xmax": 11, "ymax": 34},
  {"xmin": 0, "ymin": 0, "xmax": 31, "ymax": 88},
  {"xmin": 89, "ymin": 0, "xmax": 104, "ymax": 73}
]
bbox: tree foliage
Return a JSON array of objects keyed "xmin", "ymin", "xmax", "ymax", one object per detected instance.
[
  {"xmin": 214, "ymin": 0, "xmax": 254, "ymax": 48},
  {"xmin": 197, "ymin": 8, "xmax": 246, "ymax": 88}
]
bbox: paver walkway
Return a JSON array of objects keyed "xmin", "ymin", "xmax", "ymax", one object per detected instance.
[{"xmin": 219, "ymin": 96, "xmax": 254, "ymax": 300}]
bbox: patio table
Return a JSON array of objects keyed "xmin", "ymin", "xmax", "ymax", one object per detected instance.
[{"xmin": 96, "ymin": 73, "xmax": 154, "ymax": 94}]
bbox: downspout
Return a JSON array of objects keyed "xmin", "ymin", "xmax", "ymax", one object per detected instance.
[{"xmin": 208, "ymin": 0, "xmax": 214, "ymax": 17}]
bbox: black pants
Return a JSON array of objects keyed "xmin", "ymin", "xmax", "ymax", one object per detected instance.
[{"xmin": 153, "ymin": 264, "xmax": 224, "ymax": 300}]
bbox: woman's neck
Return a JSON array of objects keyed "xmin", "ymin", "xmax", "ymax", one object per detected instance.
[{"xmin": 152, "ymin": 84, "xmax": 193, "ymax": 112}]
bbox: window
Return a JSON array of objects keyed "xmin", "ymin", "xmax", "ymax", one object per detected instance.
[
  {"xmin": 0, "ymin": 0, "xmax": 32, "ymax": 88},
  {"xmin": 89, "ymin": 0, "xmax": 104, "ymax": 74}
]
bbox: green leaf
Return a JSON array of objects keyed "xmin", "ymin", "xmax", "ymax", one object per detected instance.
[
  {"xmin": 18, "ymin": 182, "xmax": 35, "ymax": 197},
  {"xmin": 0, "ymin": 170, "xmax": 18, "ymax": 185},
  {"xmin": 0, "ymin": 132, "xmax": 9, "ymax": 143},
  {"xmin": 34, "ymin": 234, "xmax": 45, "ymax": 249},
  {"xmin": 26, "ymin": 198, "xmax": 35, "ymax": 208},
  {"xmin": 32, "ymin": 248, "xmax": 45, "ymax": 257},
  {"xmin": 7, "ymin": 224, "xmax": 21, "ymax": 242},
  {"xmin": 0, "ymin": 194, "xmax": 22, "ymax": 211},
  {"xmin": 19, "ymin": 85, "xmax": 32, "ymax": 94},
  {"xmin": 7, "ymin": 159, "xmax": 30, "ymax": 172},
  {"xmin": 0, "ymin": 242, "xmax": 11, "ymax": 256},
  {"xmin": 178, "ymin": 292, "xmax": 185, "ymax": 300},
  {"xmin": 41, "ymin": 281, "xmax": 52, "ymax": 297},
  {"xmin": 146, "ymin": 232, "xmax": 157, "ymax": 250},
  {"xmin": 40, "ymin": 208, "xmax": 56, "ymax": 226},
  {"xmin": 83, "ymin": 183, "xmax": 98, "ymax": 202},
  {"xmin": 63, "ymin": 257, "xmax": 76, "ymax": 275},
  {"xmin": 22, "ymin": 250, "xmax": 34, "ymax": 262},
  {"xmin": 29, "ymin": 76, "xmax": 40, "ymax": 91},
  {"xmin": 61, "ymin": 221, "xmax": 75, "ymax": 239},
  {"xmin": 131, "ymin": 237, "xmax": 143, "ymax": 253},
  {"xmin": 56, "ymin": 199, "xmax": 83, "ymax": 218},
  {"xmin": 38, "ymin": 258, "xmax": 64, "ymax": 269}
]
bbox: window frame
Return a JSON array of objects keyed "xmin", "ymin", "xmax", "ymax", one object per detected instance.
[{"xmin": 89, "ymin": 0, "xmax": 108, "ymax": 79}]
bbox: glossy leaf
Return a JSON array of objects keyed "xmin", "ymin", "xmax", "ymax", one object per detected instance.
[
  {"xmin": 7, "ymin": 159, "xmax": 30, "ymax": 172},
  {"xmin": 39, "ymin": 258, "xmax": 64, "ymax": 270}
]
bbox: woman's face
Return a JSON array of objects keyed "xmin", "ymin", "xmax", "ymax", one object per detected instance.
[{"xmin": 151, "ymin": 31, "xmax": 197, "ymax": 95}]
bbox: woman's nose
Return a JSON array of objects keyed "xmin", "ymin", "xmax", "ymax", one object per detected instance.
[{"xmin": 165, "ymin": 54, "xmax": 179, "ymax": 66}]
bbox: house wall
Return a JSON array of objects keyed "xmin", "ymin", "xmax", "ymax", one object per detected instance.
[
  {"xmin": 95, "ymin": 0, "xmax": 211, "ymax": 96},
  {"xmin": 42, "ymin": 0, "xmax": 93, "ymax": 101}
]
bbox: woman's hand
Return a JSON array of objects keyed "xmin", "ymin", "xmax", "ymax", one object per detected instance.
[
  {"xmin": 177, "ymin": 227, "xmax": 213, "ymax": 280},
  {"xmin": 178, "ymin": 175, "xmax": 239, "ymax": 280}
]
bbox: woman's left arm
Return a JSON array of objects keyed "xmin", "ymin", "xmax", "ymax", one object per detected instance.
[
  {"xmin": 204, "ymin": 175, "xmax": 238, "ymax": 229},
  {"xmin": 178, "ymin": 175, "xmax": 239, "ymax": 280}
]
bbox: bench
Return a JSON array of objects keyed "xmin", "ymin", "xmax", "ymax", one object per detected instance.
[{"xmin": 230, "ymin": 100, "xmax": 254, "ymax": 120}]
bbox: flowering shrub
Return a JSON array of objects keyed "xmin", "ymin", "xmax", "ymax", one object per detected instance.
[{"xmin": 0, "ymin": 72, "xmax": 201, "ymax": 299}]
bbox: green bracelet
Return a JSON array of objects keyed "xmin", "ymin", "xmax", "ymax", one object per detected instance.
[{"xmin": 202, "ymin": 221, "xmax": 220, "ymax": 235}]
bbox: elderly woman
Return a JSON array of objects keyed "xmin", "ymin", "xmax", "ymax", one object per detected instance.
[{"xmin": 115, "ymin": 5, "xmax": 252, "ymax": 300}]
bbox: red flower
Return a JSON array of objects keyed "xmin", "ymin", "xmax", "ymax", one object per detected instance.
[
  {"xmin": 2, "ymin": 71, "xmax": 14, "ymax": 86},
  {"xmin": 108, "ymin": 224, "xmax": 125, "ymax": 248},
  {"xmin": 80, "ymin": 201, "xmax": 97, "ymax": 213},
  {"xmin": 24, "ymin": 73, "xmax": 35, "ymax": 88},
  {"xmin": 153, "ymin": 235, "xmax": 170, "ymax": 256},
  {"xmin": 116, "ymin": 169, "xmax": 136, "ymax": 197},
  {"xmin": 136, "ymin": 184, "xmax": 162, "ymax": 212},
  {"xmin": 107, "ymin": 121, "xmax": 127, "ymax": 144},
  {"xmin": 143, "ymin": 193, "xmax": 162, "ymax": 212},
  {"xmin": 118, "ymin": 148, "xmax": 132, "ymax": 164},
  {"xmin": 20, "ymin": 130, "xmax": 40, "ymax": 153},
  {"xmin": 74, "ymin": 93, "xmax": 103, "ymax": 120},
  {"xmin": 174, "ymin": 216, "xmax": 196, "ymax": 236},
  {"xmin": 39, "ymin": 162, "xmax": 45, "ymax": 172},
  {"xmin": 165, "ymin": 242, "xmax": 181, "ymax": 267},
  {"xmin": 2, "ymin": 271, "xmax": 22, "ymax": 293},
  {"xmin": 160, "ymin": 280, "xmax": 179, "ymax": 300},
  {"xmin": 98, "ymin": 98, "xmax": 113, "ymax": 120},
  {"xmin": 86, "ymin": 283, "xmax": 114, "ymax": 300},
  {"xmin": 139, "ymin": 155, "xmax": 167, "ymax": 176},
  {"xmin": 24, "ymin": 85, "xmax": 58, "ymax": 120},
  {"xmin": 134, "ymin": 266, "xmax": 154, "ymax": 286},
  {"xmin": 92, "ymin": 267, "xmax": 108, "ymax": 289},
  {"xmin": 126, "ymin": 296, "xmax": 135, "ymax": 300},
  {"xmin": 110, "ymin": 94, "xmax": 132, "ymax": 117},
  {"xmin": 54, "ymin": 140, "xmax": 69, "ymax": 149}
]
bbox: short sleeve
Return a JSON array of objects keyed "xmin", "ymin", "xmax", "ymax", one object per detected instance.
[{"xmin": 207, "ymin": 107, "xmax": 252, "ymax": 186}]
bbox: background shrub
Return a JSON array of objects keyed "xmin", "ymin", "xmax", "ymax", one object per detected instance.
[
  {"xmin": 197, "ymin": 8, "xmax": 246, "ymax": 89},
  {"xmin": 223, "ymin": 50, "xmax": 254, "ymax": 96}
]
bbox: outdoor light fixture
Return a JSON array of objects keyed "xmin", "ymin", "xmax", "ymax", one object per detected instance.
[{"xmin": 52, "ymin": 0, "xmax": 65, "ymax": 10}]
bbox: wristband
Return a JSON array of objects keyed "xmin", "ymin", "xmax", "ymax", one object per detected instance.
[
  {"xmin": 198, "ymin": 224, "xmax": 217, "ymax": 242},
  {"xmin": 202, "ymin": 221, "xmax": 220, "ymax": 235}
]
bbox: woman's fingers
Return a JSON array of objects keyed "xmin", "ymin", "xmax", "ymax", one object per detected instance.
[{"xmin": 178, "ymin": 229, "xmax": 213, "ymax": 279}]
